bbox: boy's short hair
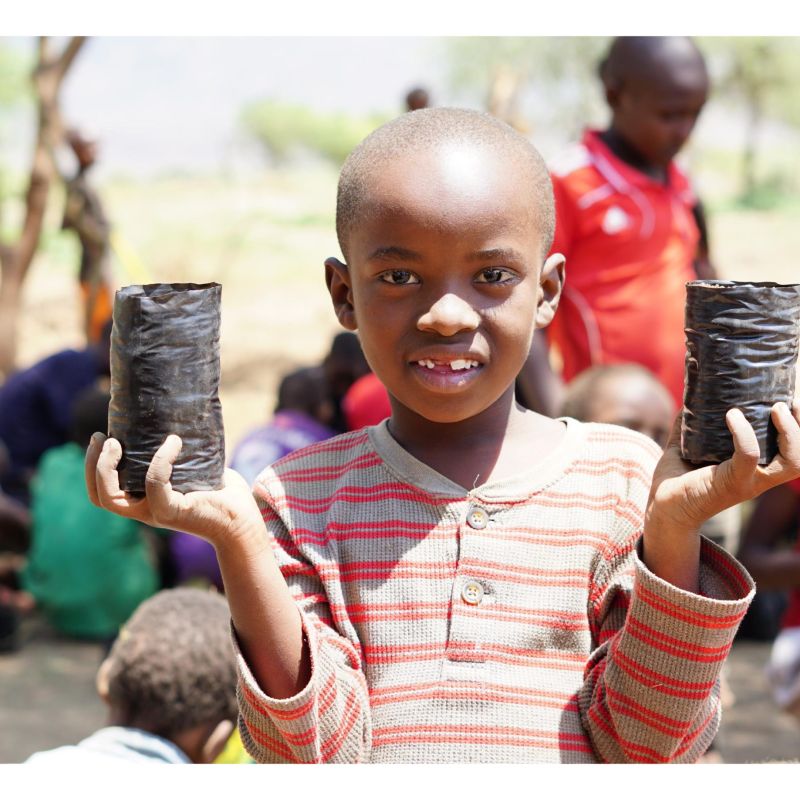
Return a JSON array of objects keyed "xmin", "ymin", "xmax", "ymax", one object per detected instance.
[
  {"xmin": 598, "ymin": 36, "xmax": 707, "ymax": 87},
  {"xmin": 105, "ymin": 588, "xmax": 237, "ymax": 739},
  {"xmin": 336, "ymin": 107, "xmax": 555, "ymax": 261}
]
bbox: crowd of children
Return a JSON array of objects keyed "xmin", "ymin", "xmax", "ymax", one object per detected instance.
[{"xmin": 2, "ymin": 37, "xmax": 799, "ymax": 764}]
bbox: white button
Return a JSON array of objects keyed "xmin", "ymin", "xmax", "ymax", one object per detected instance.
[
  {"xmin": 467, "ymin": 506, "xmax": 489, "ymax": 529},
  {"xmin": 461, "ymin": 580, "xmax": 484, "ymax": 605}
]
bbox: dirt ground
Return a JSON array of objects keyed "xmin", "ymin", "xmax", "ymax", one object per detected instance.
[{"xmin": 2, "ymin": 611, "xmax": 799, "ymax": 763}]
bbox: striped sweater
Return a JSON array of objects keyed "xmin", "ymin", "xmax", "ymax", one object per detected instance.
[{"xmin": 234, "ymin": 418, "xmax": 754, "ymax": 763}]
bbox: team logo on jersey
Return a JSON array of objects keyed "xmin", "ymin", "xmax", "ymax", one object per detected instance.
[{"xmin": 601, "ymin": 205, "xmax": 631, "ymax": 235}]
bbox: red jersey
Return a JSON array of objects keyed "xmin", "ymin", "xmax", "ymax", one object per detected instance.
[{"xmin": 547, "ymin": 130, "xmax": 700, "ymax": 408}]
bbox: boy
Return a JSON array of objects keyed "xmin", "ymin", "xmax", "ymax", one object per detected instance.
[
  {"xmin": 25, "ymin": 588, "xmax": 238, "ymax": 764},
  {"xmin": 520, "ymin": 37, "xmax": 715, "ymax": 415},
  {"xmin": 86, "ymin": 108, "xmax": 800, "ymax": 763}
]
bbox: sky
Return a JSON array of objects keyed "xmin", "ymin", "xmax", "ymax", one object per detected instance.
[
  {"xmin": 3, "ymin": 3, "xmax": 798, "ymax": 178},
  {"xmin": 4, "ymin": 37, "xmax": 451, "ymax": 177}
]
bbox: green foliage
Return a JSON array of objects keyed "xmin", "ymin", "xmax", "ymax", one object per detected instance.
[
  {"xmin": 241, "ymin": 101, "xmax": 390, "ymax": 166},
  {"xmin": 444, "ymin": 36, "xmax": 610, "ymax": 134},
  {"xmin": 0, "ymin": 44, "xmax": 32, "ymax": 107},
  {"xmin": 701, "ymin": 37, "xmax": 800, "ymax": 127}
]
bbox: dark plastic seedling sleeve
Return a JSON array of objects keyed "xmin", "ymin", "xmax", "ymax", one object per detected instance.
[
  {"xmin": 681, "ymin": 280, "xmax": 800, "ymax": 465},
  {"xmin": 108, "ymin": 282, "xmax": 225, "ymax": 494}
]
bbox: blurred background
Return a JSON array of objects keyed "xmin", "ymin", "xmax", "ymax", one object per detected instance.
[{"xmin": 1, "ymin": 35, "xmax": 800, "ymax": 764}]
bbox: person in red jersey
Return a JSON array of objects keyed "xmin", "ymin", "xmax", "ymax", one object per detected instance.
[
  {"xmin": 86, "ymin": 108, "xmax": 800, "ymax": 763},
  {"xmin": 518, "ymin": 37, "xmax": 716, "ymax": 416}
]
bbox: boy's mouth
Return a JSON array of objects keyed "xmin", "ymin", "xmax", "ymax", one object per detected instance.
[
  {"xmin": 408, "ymin": 354, "xmax": 485, "ymax": 391},
  {"xmin": 415, "ymin": 358, "xmax": 480, "ymax": 371}
]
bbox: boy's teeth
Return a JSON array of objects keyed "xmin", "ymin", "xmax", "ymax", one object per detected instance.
[{"xmin": 416, "ymin": 358, "xmax": 478, "ymax": 370}]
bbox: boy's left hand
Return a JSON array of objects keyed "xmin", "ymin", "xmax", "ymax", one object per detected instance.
[{"xmin": 648, "ymin": 401, "xmax": 800, "ymax": 534}]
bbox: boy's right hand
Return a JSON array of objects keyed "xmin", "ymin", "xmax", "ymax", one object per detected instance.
[{"xmin": 85, "ymin": 433, "xmax": 264, "ymax": 550}]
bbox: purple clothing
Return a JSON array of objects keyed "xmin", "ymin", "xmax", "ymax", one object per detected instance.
[
  {"xmin": 230, "ymin": 410, "xmax": 335, "ymax": 488},
  {"xmin": 166, "ymin": 411, "xmax": 335, "ymax": 590},
  {"xmin": 0, "ymin": 348, "xmax": 102, "ymax": 503}
]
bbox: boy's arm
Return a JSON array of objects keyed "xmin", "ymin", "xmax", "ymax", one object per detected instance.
[
  {"xmin": 580, "ymin": 402, "xmax": 800, "ymax": 762},
  {"xmin": 86, "ymin": 433, "xmax": 372, "ymax": 763},
  {"xmin": 691, "ymin": 200, "xmax": 717, "ymax": 280},
  {"xmin": 234, "ymin": 483, "xmax": 372, "ymax": 763}
]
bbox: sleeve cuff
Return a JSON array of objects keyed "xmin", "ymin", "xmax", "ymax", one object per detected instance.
[
  {"xmin": 232, "ymin": 609, "xmax": 320, "ymax": 714},
  {"xmin": 631, "ymin": 536, "xmax": 754, "ymax": 648}
]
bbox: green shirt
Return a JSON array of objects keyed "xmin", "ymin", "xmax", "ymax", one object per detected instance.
[{"xmin": 22, "ymin": 443, "xmax": 159, "ymax": 638}]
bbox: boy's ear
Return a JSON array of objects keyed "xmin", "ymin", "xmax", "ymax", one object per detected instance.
[
  {"xmin": 604, "ymin": 77, "xmax": 623, "ymax": 111},
  {"xmin": 201, "ymin": 719, "xmax": 235, "ymax": 764},
  {"xmin": 325, "ymin": 257, "xmax": 357, "ymax": 331},
  {"xmin": 95, "ymin": 657, "xmax": 113, "ymax": 705},
  {"xmin": 535, "ymin": 252, "xmax": 565, "ymax": 329}
]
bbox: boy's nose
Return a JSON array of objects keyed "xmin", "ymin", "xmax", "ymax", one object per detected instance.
[{"xmin": 417, "ymin": 293, "xmax": 481, "ymax": 337}]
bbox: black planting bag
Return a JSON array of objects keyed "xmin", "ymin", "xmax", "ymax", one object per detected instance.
[
  {"xmin": 681, "ymin": 280, "xmax": 800, "ymax": 465},
  {"xmin": 108, "ymin": 282, "xmax": 225, "ymax": 494}
]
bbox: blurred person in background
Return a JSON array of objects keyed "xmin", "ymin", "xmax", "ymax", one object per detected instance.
[
  {"xmin": 405, "ymin": 86, "xmax": 431, "ymax": 112},
  {"xmin": 61, "ymin": 128, "xmax": 114, "ymax": 346},
  {"xmin": 230, "ymin": 365, "xmax": 336, "ymax": 488},
  {"xmin": 321, "ymin": 331, "xmax": 370, "ymax": 432},
  {"xmin": 0, "ymin": 320, "xmax": 112, "ymax": 506},
  {"xmin": 518, "ymin": 36, "xmax": 716, "ymax": 418},
  {"xmin": 20, "ymin": 385, "xmax": 160, "ymax": 643},
  {"xmin": 558, "ymin": 362, "xmax": 674, "ymax": 448},
  {"xmin": 342, "ymin": 371, "xmax": 392, "ymax": 431},
  {"xmin": 738, "ymin": 481, "xmax": 800, "ymax": 689}
]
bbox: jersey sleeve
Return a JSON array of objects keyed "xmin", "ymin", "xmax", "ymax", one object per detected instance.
[
  {"xmin": 579, "ymin": 438, "xmax": 754, "ymax": 762},
  {"xmin": 233, "ymin": 477, "xmax": 372, "ymax": 763}
]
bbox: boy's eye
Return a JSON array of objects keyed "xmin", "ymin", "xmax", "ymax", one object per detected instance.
[
  {"xmin": 379, "ymin": 269, "xmax": 420, "ymax": 285},
  {"xmin": 475, "ymin": 267, "xmax": 514, "ymax": 284}
]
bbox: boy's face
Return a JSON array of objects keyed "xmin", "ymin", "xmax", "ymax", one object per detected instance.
[
  {"xmin": 610, "ymin": 67, "xmax": 708, "ymax": 168},
  {"xmin": 327, "ymin": 143, "xmax": 563, "ymax": 425}
]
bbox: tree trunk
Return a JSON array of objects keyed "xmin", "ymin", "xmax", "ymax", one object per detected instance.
[{"xmin": 0, "ymin": 36, "xmax": 86, "ymax": 381}]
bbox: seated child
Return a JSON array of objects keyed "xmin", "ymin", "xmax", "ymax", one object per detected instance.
[
  {"xmin": 559, "ymin": 363, "xmax": 741, "ymax": 554},
  {"xmin": 558, "ymin": 363, "xmax": 674, "ymax": 448},
  {"xmin": 22, "ymin": 386, "xmax": 159, "ymax": 640},
  {"xmin": 25, "ymin": 588, "xmax": 238, "ymax": 764},
  {"xmin": 342, "ymin": 372, "xmax": 392, "ymax": 430},
  {"xmin": 230, "ymin": 365, "xmax": 336, "ymax": 488},
  {"xmin": 86, "ymin": 108, "xmax": 800, "ymax": 763}
]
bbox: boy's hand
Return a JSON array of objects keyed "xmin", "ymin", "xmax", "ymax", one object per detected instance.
[
  {"xmin": 85, "ymin": 433, "xmax": 264, "ymax": 550},
  {"xmin": 643, "ymin": 401, "xmax": 800, "ymax": 592},
  {"xmin": 648, "ymin": 401, "xmax": 800, "ymax": 533}
]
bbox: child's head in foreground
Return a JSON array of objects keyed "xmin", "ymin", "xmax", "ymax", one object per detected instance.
[
  {"xmin": 326, "ymin": 107, "xmax": 564, "ymax": 429},
  {"xmin": 97, "ymin": 588, "xmax": 237, "ymax": 764},
  {"xmin": 559, "ymin": 363, "xmax": 675, "ymax": 448},
  {"xmin": 600, "ymin": 36, "xmax": 709, "ymax": 168}
]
